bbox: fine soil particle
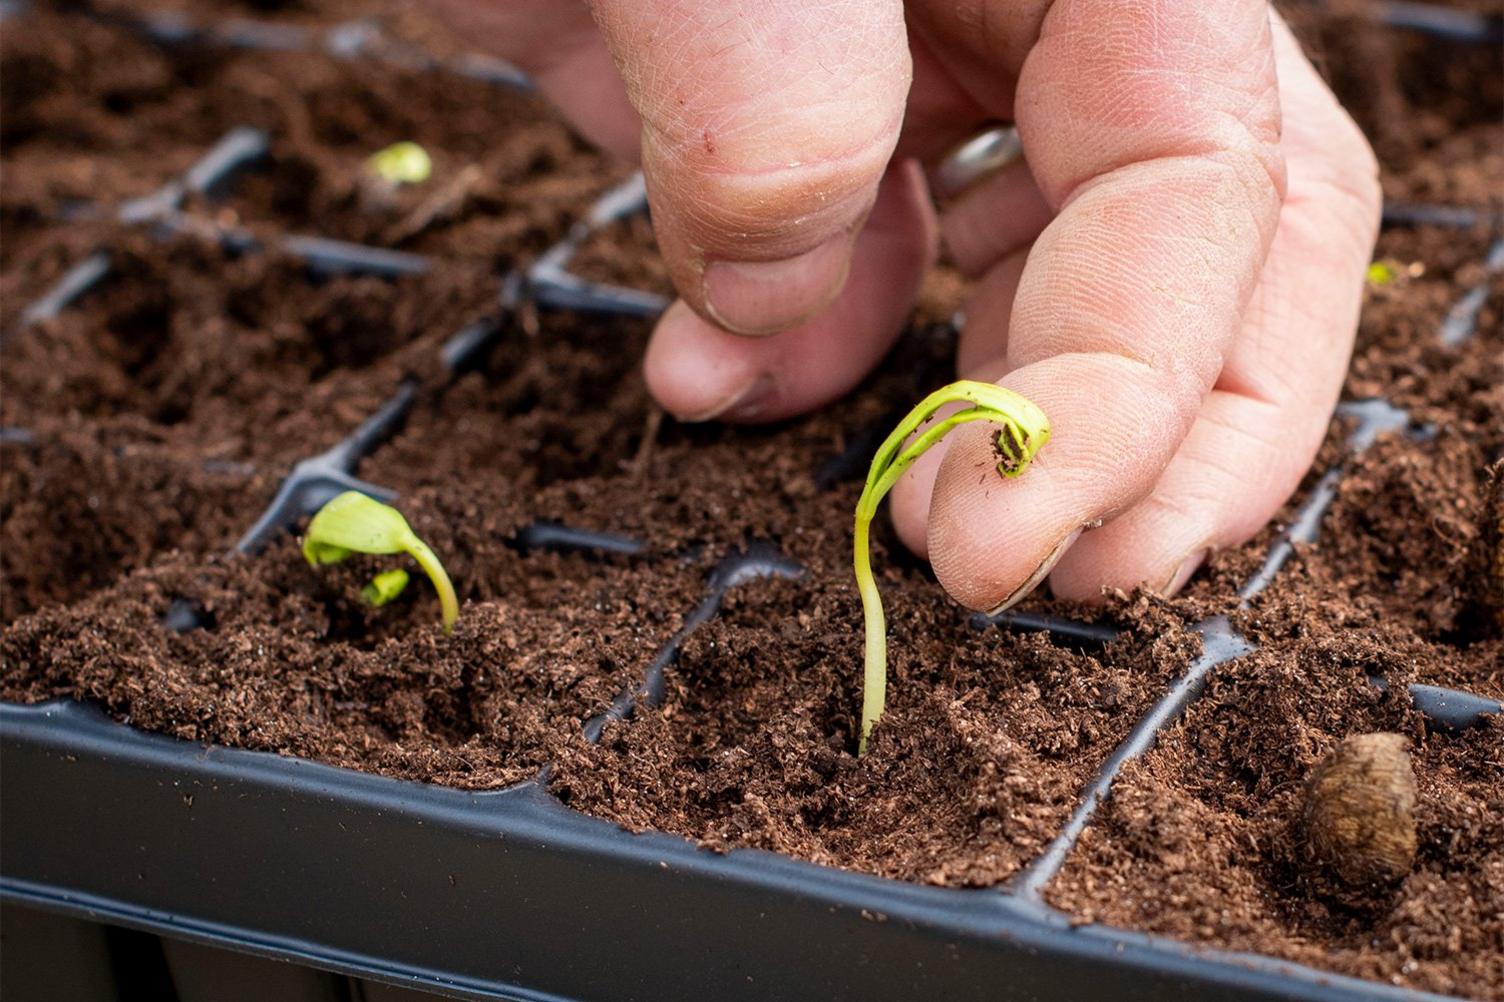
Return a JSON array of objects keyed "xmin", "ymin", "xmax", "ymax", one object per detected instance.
[{"xmin": 1, "ymin": 1, "xmax": 1501, "ymax": 997}]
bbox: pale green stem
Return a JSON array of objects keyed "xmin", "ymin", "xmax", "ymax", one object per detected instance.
[
  {"xmin": 853, "ymin": 512, "xmax": 885, "ymax": 755},
  {"xmin": 406, "ymin": 537, "xmax": 458, "ymax": 632},
  {"xmin": 852, "ymin": 380, "xmax": 1051, "ymax": 755},
  {"xmin": 853, "ymin": 410, "xmax": 1007, "ymax": 754}
]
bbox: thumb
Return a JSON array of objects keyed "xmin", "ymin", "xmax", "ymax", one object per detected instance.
[{"xmin": 590, "ymin": 0, "xmax": 911, "ymax": 335}]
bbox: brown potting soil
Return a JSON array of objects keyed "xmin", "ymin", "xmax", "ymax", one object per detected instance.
[{"xmin": 1, "ymin": 1, "xmax": 1500, "ymax": 997}]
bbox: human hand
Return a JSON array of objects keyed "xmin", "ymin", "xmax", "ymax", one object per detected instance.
[{"xmin": 431, "ymin": 0, "xmax": 1380, "ymax": 610}]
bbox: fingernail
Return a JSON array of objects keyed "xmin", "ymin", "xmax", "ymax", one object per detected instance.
[
  {"xmin": 1160, "ymin": 548, "xmax": 1210, "ymax": 597},
  {"xmin": 702, "ymin": 233, "xmax": 851, "ymax": 336},
  {"xmin": 985, "ymin": 527, "xmax": 1083, "ymax": 615},
  {"xmin": 675, "ymin": 373, "xmax": 775, "ymax": 424}
]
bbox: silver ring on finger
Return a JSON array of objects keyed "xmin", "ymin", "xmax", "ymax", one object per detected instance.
[{"xmin": 932, "ymin": 124, "xmax": 1023, "ymax": 200}]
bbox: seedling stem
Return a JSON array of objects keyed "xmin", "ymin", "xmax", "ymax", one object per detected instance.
[{"xmin": 854, "ymin": 381, "xmax": 1051, "ymax": 754}]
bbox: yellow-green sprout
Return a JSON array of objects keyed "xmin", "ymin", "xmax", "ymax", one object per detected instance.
[
  {"xmin": 303, "ymin": 491, "xmax": 457, "ymax": 631},
  {"xmin": 1366, "ymin": 261, "xmax": 1398, "ymax": 286},
  {"xmin": 367, "ymin": 141, "xmax": 432, "ymax": 185},
  {"xmin": 853, "ymin": 381, "xmax": 1051, "ymax": 755},
  {"xmin": 361, "ymin": 567, "xmax": 411, "ymax": 607},
  {"xmin": 1367, "ymin": 258, "xmax": 1426, "ymax": 289}
]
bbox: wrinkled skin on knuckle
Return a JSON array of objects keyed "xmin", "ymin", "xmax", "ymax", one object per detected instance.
[
  {"xmin": 599, "ymin": 0, "xmax": 909, "ymax": 171},
  {"xmin": 599, "ymin": 1, "xmax": 909, "ymax": 263},
  {"xmin": 641, "ymin": 137, "xmax": 891, "ymax": 258},
  {"xmin": 1007, "ymin": 165, "xmax": 1267, "ymax": 396},
  {"xmin": 1018, "ymin": 0, "xmax": 1284, "ymax": 207}
]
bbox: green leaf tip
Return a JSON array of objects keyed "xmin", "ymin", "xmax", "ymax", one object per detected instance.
[
  {"xmin": 303, "ymin": 491, "xmax": 458, "ymax": 631},
  {"xmin": 362, "ymin": 568, "xmax": 410, "ymax": 607},
  {"xmin": 852, "ymin": 380, "xmax": 1050, "ymax": 755},
  {"xmin": 367, "ymin": 141, "xmax": 432, "ymax": 185}
]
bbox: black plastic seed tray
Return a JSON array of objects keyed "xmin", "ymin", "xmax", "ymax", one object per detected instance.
[
  {"xmin": 5, "ymin": 169, "xmax": 1501, "ymax": 1001},
  {"xmin": 1368, "ymin": 0, "xmax": 1504, "ymax": 44},
  {"xmin": 79, "ymin": 2, "xmax": 533, "ymax": 89},
  {"xmin": 6, "ymin": 10, "xmax": 1503, "ymax": 999},
  {"xmin": 15, "ymin": 126, "xmax": 269, "ymax": 327},
  {"xmin": 0, "ymin": 690, "xmax": 1477, "ymax": 1002},
  {"xmin": 14, "ymin": 124, "xmax": 448, "ymax": 333}
]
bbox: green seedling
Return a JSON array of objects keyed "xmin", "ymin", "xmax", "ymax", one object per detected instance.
[
  {"xmin": 303, "ymin": 491, "xmax": 457, "ymax": 631},
  {"xmin": 853, "ymin": 380, "xmax": 1051, "ymax": 755},
  {"xmin": 1367, "ymin": 258, "xmax": 1425, "ymax": 288},
  {"xmin": 367, "ymin": 141, "xmax": 432, "ymax": 185}
]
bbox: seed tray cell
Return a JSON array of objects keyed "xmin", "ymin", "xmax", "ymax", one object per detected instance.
[
  {"xmin": 0, "ymin": 431, "xmax": 273, "ymax": 627},
  {"xmin": 12, "ymin": 125, "xmax": 473, "ymax": 332},
  {"xmin": 11, "ymin": 127, "xmax": 269, "ymax": 327}
]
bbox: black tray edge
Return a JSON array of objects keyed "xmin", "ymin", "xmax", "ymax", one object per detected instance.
[{"xmin": 1, "ymin": 700, "xmax": 1457, "ymax": 1002}]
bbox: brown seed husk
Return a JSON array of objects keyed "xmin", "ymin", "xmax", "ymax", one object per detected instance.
[{"xmin": 1302, "ymin": 732, "xmax": 1418, "ymax": 887}]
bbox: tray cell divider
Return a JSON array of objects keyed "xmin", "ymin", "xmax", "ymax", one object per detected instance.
[
  {"xmin": 527, "ymin": 174, "xmax": 672, "ymax": 318},
  {"xmin": 16, "ymin": 126, "xmax": 270, "ymax": 329}
]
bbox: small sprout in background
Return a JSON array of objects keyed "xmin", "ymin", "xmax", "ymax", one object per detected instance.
[
  {"xmin": 367, "ymin": 141, "xmax": 433, "ymax": 186},
  {"xmin": 1302, "ymin": 732, "xmax": 1417, "ymax": 887},
  {"xmin": 362, "ymin": 142, "xmax": 433, "ymax": 214},
  {"xmin": 361, "ymin": 567, "xmax": 410, "ymax": 607},
  {"xmin": 1366, "ymin": 258, "xmax": 1425, "ymax": 290},
  {"xmin": 853, "ymin": 380, "xmax": 1051, "ymax": 755},
  {"xmin": 303, "ymin": 491, "xmax": 458, "ymax": 632}
]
